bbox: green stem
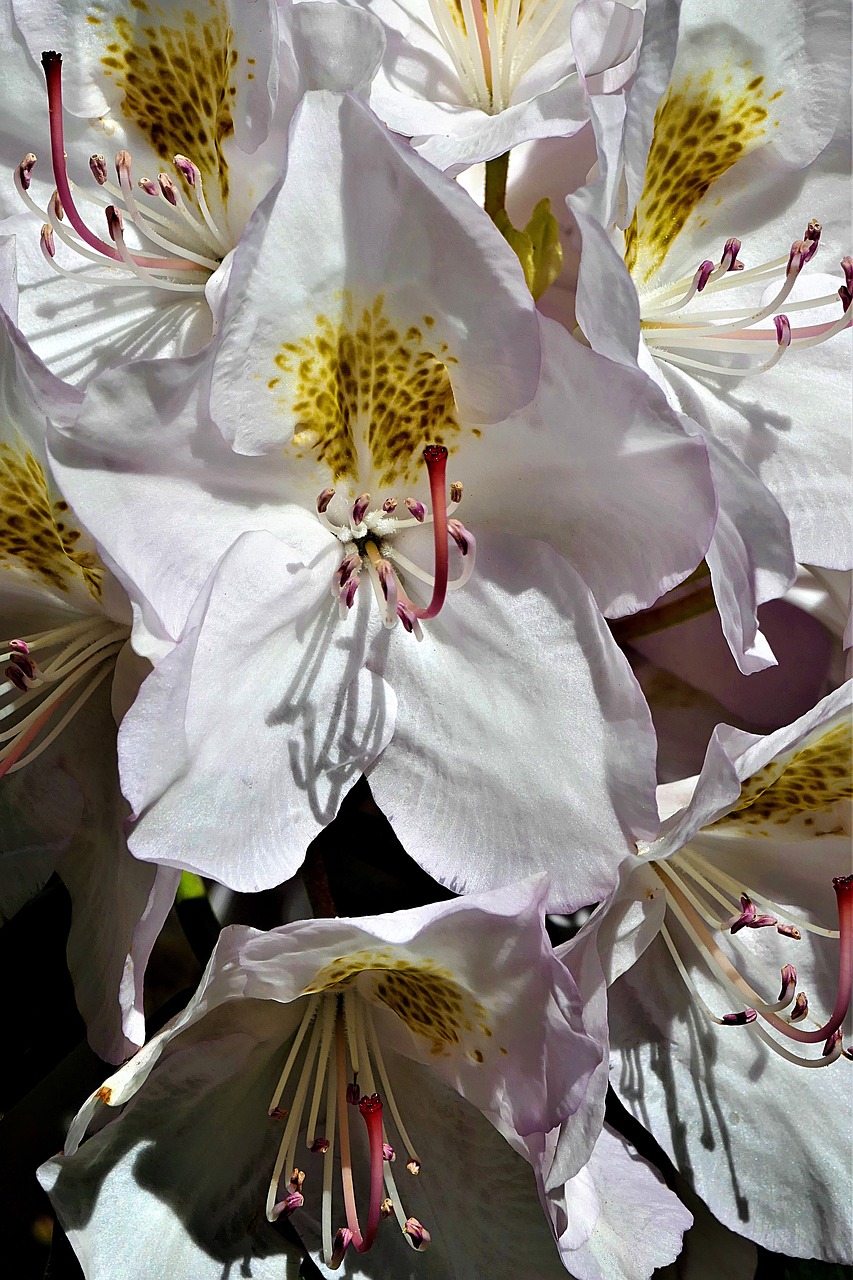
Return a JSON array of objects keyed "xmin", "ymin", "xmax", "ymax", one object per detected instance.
[
  {"xmin": 609, "ymin": 583, "xmax": 717, "ymax": 645},
  {"xmin": 484, "ymin": 152, "xmax": 510, "ymax": 221}
]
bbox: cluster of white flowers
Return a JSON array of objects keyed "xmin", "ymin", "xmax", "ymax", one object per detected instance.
[{"xmin": 0, "ymin": 0, "xmax": 850, "ymax": 1275}]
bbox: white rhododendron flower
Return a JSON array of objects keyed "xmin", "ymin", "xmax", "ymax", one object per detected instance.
[
  {"xmin": 570, "ymin": 0, "xmax": 851, "ymax": 672},
  {"xmin": 0, "ymin": 280, "xmax": 176, "ymax": 1062},
  {"xmin": 46, "ymin": 90, "xmax": 721, "ymax": 905},
  {"xmin": 39, "ymin": 880, "xmax": 612, "ymax": 1277},
  {"xmin": 0, "ymin": 0, "xmax": 385, "ymax": 381},
  {"xmin": 557, "ymin": 682, "xmax": 853, "ymax": 1260},
  {"xmin": 339, "ymin": 0, "xmax": 643, "ymax": 171}
]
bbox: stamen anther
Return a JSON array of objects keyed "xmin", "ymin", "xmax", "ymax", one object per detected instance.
[
  {"xmin": 777, "ymin": 923, "xmax": 802, "ymax": 940},
  {"xmin": 404, "ymin": 497, "xmax": 426, "ymax": 522},
  {"xmin": 40, "ymin": 224, "xmax": 55, "ymax": 258},
  {"xmin": 695, "ymin": 259, "xmax": 714, "ymax": 291},
  {"xmin": 775, "ymin": 314, "xmax": 792, "ymax": 348},
  {"xmin": 18, "ymin": 153, "xmax": 37, "ymax": 190},
  {"xmin": 790, "ymin": 992, "xmax": 809, "ymax": 1022},
  {"xmin": 722, "ymin": 1009, "xmax": 758, "ymax": 1025},
  {"xmin": 382, "ymin": 1143, "xmax": 396, "ymax": 1162},
  {"xmin": 720, "ymin": 237, "xmax": 743, "ymax": 272},
  {"xmin": 310, "ymin": 1138, "xmax": 330, "ymax": 1154},
  {"xmin": 89, "ymin": 154, "xmax": 108, "ymax": 185},
  {"xmin": 351, "ymin": 494, "xmax": 370, "ymax": 526},
  {"xmin": 158, "ymin": 173, "xmax": 179, "ymax": 206},
  {"xmin": 380, "ymin": 1198, "xmax": 394, "ymax": 1218},
  {"xmin": 403, "ymin": 1218, "xmax": 431, "ymax": 1250},
  {"xmin": 449, "ymin": 481, "xmax": 464, "ymax": 503},
  {"xmin": 316, "ymin": 487, "xmax": 335, "ymax": 514},
  {"xmin": 174, "ymin": 155, "xmax": 197, "ymax": 187},
  {"xmin": 448, "ymin": 518, "xmax": 474, "ymax": 556},
  {"xmin": 382, "ymin": 497, "xmax": 398, "ymax": 513},
  {"xmin": 778, "ymin": 965, "xmax": 797, "ymax": 1003},
  {"xmin": 406, "ymin": 1159, "xmax": 421, "ymax": 1176}
]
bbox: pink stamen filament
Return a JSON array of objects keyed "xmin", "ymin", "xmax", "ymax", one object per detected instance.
[
  {"xmin": 402, "ymin": 445, "xmax": 449, "ymax": 620},
  {"xmin": 41, "ymin": 53, "xmax": 201, "ymax": 273},
  {"xmin": 335, "ymin": 1020, "xmax": 385, "ymax": 1254}
]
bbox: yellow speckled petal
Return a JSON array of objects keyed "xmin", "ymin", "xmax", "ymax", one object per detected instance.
[
  {"xmin": 270, "ymin": 293, "xmax": 460, "ymax": 490},
  {"xmin": 625, "ymin": 63, "xmax": 783, "ymax": 285},
  {"xmin": 712, "ymin": 719, "xmax": 852, "ymax": 839},
  {"xmin": 304, "ymin": 949, "xmax": 493, "ymax": 1061}
]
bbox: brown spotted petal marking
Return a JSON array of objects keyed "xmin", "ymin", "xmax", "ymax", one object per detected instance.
[
  {"xmin": 272, "ymin": 296, "xmax": 477, "ymax": 637},
  {"xmin": 643, "ymin": 721, "xmax": 853, "ymax": 1067},
  {"xmin": 260, "ymin": 951, "xmax": 502, "ymax": 1266},
  {"xmin": 1, "ymin": 440, "xmax": 128, "ymax": 777},
  {"xmin": 626, "ymin": 71, "xmax": 851, "ymax": 375}
]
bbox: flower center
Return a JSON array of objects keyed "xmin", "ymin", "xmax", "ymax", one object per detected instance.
[
  {"xmin": 430, "ymin": 0, "xmax": 569, "ymax": 113},
  {"xmin": 316, "ymin": 446, "xmax": 476, "ymax": 636},
  {"xmin": 639, "ymin": 223, "xmax": 853, "ymax": 376},
  {"xmin": 265, "ymin": 990, "xmax": 431, "ymax": 1268},
  {"xmin": 14, "ymin": 52, "xmax": 227, "ymax": 294},
  {"xmin": 646, "ymin": 850, "xmax": 852, "ymax": 1067},
  {"xmin": 1, "ymin": 616, "xmax": 128, "ymax": 778}
]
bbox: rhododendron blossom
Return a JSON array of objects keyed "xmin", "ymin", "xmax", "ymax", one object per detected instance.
[
  {"xmin": 0, "ymin": 0, "xmax": 385, "ymax": 380},
  {"xmin": 347, "ymin": 0, "xmax": 642, "ymax": 170},
  {"xmin": 569, "ymin": 0, "xmax": 852, "ymax": 672},
  {"xmin": 557, "ymin": 682, "xmax": 853, "ymax": 1261},
  {"xmin": 46, "ymin": 89, "xmax": 721, "ymax": 905},
  {"xmin": 0, "ymin": 280, "xmax": 176, "ymax": 1063}
]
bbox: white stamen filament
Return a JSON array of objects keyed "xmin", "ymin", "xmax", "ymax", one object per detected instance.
[
  {"xmin": 654, "ymin": 864, "xmax": 844, "ymax": 1067},
  {"xmin": 678, "ymin": 847, "xmax": 840, "ymax": 938},
  {"xmin": 425, "ymin": 0, "xmax": 567, "ymax": 114},
  {"xmin": 1, "ymin": 617, "xmax": 128, "ymax": 776},
  {"xmin": 17, "ymin": 148, "xmax": 227, "ymax": 293},
  {"xmin": 265, "ymin": 1008, "xmax": 325, "ymax": 1220},
  {"xmin": 640, "ymin": 229, "xmax": 851, "ymax": 374},
  {"xmin": 264, "ymin": 990, "xmax": 430, "ymax": 1265}
]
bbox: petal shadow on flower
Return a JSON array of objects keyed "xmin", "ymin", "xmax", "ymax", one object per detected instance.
[
  {"xmin": 612, "ymin": 935, "xmax": 758, "ymax": 1229},
  {"xmin": 19, "ymin": 269, "xmax": 212, "ymax": 385},
  {"xmin": 265, "ymin": 582, "xmax": 394, "ymax": 829}
]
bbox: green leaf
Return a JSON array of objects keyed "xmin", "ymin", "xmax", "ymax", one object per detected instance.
[{"xmin": 175, "ymin": 870, "xmax": 206, "ymax": 903}]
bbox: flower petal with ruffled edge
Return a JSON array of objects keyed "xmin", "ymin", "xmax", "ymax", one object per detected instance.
[
  {"xmin": 339, "ymin": 0, "xmax": 641, "ymax": 172},
  {"xmin": 560, "ymin": 682, "xmax": 853, "ymax": 1261},
  {"xmin": 570, "ymin": 0, "xmax": 851, "ymax": 664},
  {"xmin": 39, "ymin": 879, "xmax": 602, "ymax": 1275},
  {"xmin": 49, "ymin": 87, "xmax": 663, "ymax": 905},
  {"xmin": 0, "ymin": 0, "xmax": 386, "ymax": 383}
]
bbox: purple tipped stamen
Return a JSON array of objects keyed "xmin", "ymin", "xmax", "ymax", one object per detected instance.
[{"xmin": 722, "ymin": 1009, "xmax": 758, "ymax": 1025}]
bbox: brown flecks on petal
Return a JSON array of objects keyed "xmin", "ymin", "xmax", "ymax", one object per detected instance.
[
  {"xmin": 712, "ymin": 722, "xmax": 853, "ymax": 835},
  {"xmin": 96, "ymin": 1085, "xmax": 113, "ymax": 1103},
  {"xmin": 624, "ymin": 66, "xmax": 782, "ymax": 283},
  {"xmin": 98, "ymin": 0, "xmax": 236, "ymax": 204},
  {"xmin": 270, "ymin": 293, "xmax": 461, "ymax": 489},
  {"xmin": 0, "ymin": 440, "xmax": 103, "ymax": 599},
  {"xmin": 303, "ymin": 948, "xmax": 491, "ymax": 1059}
]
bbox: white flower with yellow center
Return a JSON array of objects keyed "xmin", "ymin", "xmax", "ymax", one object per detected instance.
[
  {"xmin": 342, "ymin": 0, "xmax": 643, "ymax": 170},
  {"xmin": 37, "ymin": 881, "xmax": 629, "ymax": 1278},
  {"xmin": 570, "ymin": 0, "xmax": 851, "ymax": 673},
  {"xmin": 555, "ymin": 682, "xmax": 853, "ymax": 1261},
  {"xmin": 47, "ymin": 89, "xmax": 720, "ymax": 906},
  {"xmin": 0, "ymin": 290, "xmax": 177, "ymax": 1063},
  {"xmin": 0, "ymin": 0, "xmax": 385, "ymax": 382}
]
